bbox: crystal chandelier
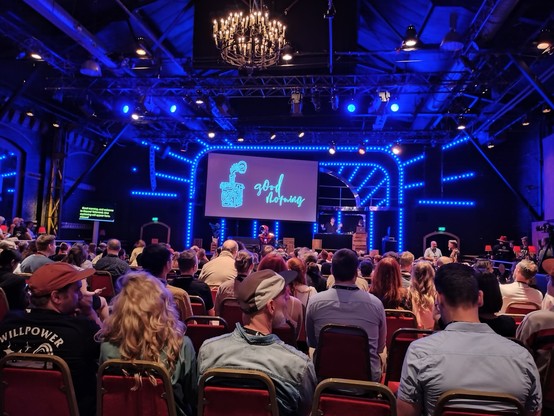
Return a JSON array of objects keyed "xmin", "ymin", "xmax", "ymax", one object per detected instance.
[{"xmin": 213, "ymin": 0, "xmax": 286, "ymax": 72}]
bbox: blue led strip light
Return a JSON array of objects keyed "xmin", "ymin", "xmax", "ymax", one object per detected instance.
[
  {"xmin": 1, "ymin": 172, "xmax": 16, "ymax": 178},
  {"xmin": 361, "ymin": 177, "xmax": 388, "ymax": 205},
  {"xmin": 155, "ymin": 172, "xmax": 190, "ymax": 183},
  {"xmin": 337, "ymin": 166, "xmax": 344, "ymax": 175},
  {"xmin": 402, "ymin": 153, "xmax": 425, "ymax": 167},
  {"xmin": 348, "ymin": 166, "xmax": 360, "ymax": 182},
  {"xmin": 442, "ymin": 172, "xmax": 476, "ymax": 182},
  {"xmin": 140, "ymin": 141, "xmax": 160, "ymax": 150},
  {"xmin": 313, "ymin": 223, "xmax": 318, "ymax": 236},
  {"xmin": 357, "ymin": 167, "xmax": 378, "ymax": 191},
  {"xmin": 274, "ymin": 221, "xmax": 280, "ymax": 242},
  {"xmin": 131, "ymin": 191, "xmax": 178, "ymax": 198},
  {"xmin": 404, "ymin": 181, "xmax": 425, "ymax": 189},
  {"xmin": 418, "ymin": 200, "xmax": 475, "ymax": 206},
  {"xmin": 442, "ymin": 136, "xmax": 469, "ymax": 150},
  {"xmin": 337, "ymin": 212, "xmax": 343, "ymax": 231},
  {"xmin": 0, "ymin": 155, "xmax": 7, "ymax": 161},
  {"xmin": 220, "ymin": 218, "xmax": 226, "ymax": 242},
  {"xmin": 369, "ymin": 211, "xmax": 375, "ymax": 251},
  {"xmin": 252, "ymin": 220, "xmax": 258, "ymax": 239},
  {"xmin": 7, "ymin": 188, "xmax": 14, "ymax": 193},
  {"xmin": 167, "ymin": 152, "xmax": 193, "ymax": 164},
  {"xmin": 375, "ymin": 178, "xmax": 390, "ymax": 207}
]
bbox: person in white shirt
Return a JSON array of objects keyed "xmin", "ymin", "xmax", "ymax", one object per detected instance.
[
  {"xmin": 499, "ymin": 259, "xmax": 543, "ymax": 312},
  {"xmin": 423, "ymin": 241, "xmax": 442, "ymax": 263}
]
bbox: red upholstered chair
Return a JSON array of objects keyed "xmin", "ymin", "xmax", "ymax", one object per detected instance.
[
  {"xmin": 385, "ymin": 309, "xmax": 418, "ymax": 350},
  {"xmin": 504, "ymin": 301, "xmax": 540, "ymax": 315},
  {"xmin": 198, "ymin": 368, "xmax": 279, "ymax": 416},
  {"xmin": 384, "ymin": 328, "xmax": 434, "ymax": 394},
  {"xmin": 314, "ymin": 324, "xmax": 371, "ymax": 381},
  {"xmin": 311, "ymin": 378, "xmax": 397, "ymax": 416},
  {"xmin": 433, "ymin": 389, "xmax": 524, "ymax": 416},
  {"xmin": 528, "ymin": 328, "xmax": 554, "ymax": 409},
  {"xmin": 89, "ymin": 270, "xmax": 116, "ymax": 299},
  {"xmin": 184, "ymin": 315, "xmax": 228, "ymax": 354},
  {"xmin": 0, "ymin": 353, "xmax": 79, "ymax": 416},
  {"xmin": 219, "ymin": 298, "xmax": 244, "ymax": 332},
  {"xmin": 189, "ymin": 295, "xmax": 207, "ymax": 315},
  {"xmin": 543, "ymin": 350, "xmax": 554, "ymax": 409},
  {"xmin": 501, "ymin": 313, "xmax": 527, "ymax": 326},
  {"xmin": 97, "ymin": 359, "xmax": 177, "ymax": 416},
  {"xmin": 0, "ymin": 288, "xmax": 9, "ymax": 321}
]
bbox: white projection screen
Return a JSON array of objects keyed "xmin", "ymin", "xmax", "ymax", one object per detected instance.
[{"xmin": 205, "ymin": 153, "xmax": 319, "ymax": 222}]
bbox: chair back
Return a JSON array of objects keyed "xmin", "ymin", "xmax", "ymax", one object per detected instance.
[
  {"xmin": 385, "ymin": 309, "xmax": 418, "ymax": 349},
  {"xmin": 544, "ymin": 349, "xmax": 554, "ymax": 407},
  {"xmin": 0, "ymin": 288, "xmax": 9, "ymax": 321},
  {"xmin": 314, "ymin": 324, "xmax": 370, "ymax": 381},
  {"xmin": 184, "ymin": 315, "xmax": 228, "ymax": 354},
  {"xmin": 210, "ymin": 286, "xmax": 218, "ymax": 305},
  {"xmin": 219, "ymin": 298, "xmax": 244, "ymax": 332},
  {"xmin": 501, "ymin": 313, "xmax": 527, "ymax": 326},
  {"xmin": 311, "ymin": 378, "xmax": 397, "ymax": 416},
  {"xmin": 272, "ymin": 320, "xmax": 297, "ymax": 348},
  {"xmin": 198, "ymin": 368, "xmax": 279, "ymax": 416},
  {"xmin": 504, "ymin": 301, "xmax": 541, "ymax": 315},
  {"xmin": 89, "ymin": 270, "xmax": 116, "ymax": 299},
  {"xmin": 0, "ymin": 353, "xmax": 79, "ymax": 416},
  {"xmin": 528, "ymin": 328, "xmax": 554, "ymax": 407},
  {"xmin": 189, "ymin": 295, "xmax": 207, "ymax": 315},
  {"xmin": 433, "ymin": 389, "xmax": 524, "ymax": 415},
  {"xmin": 384, "ymin": 328, "xmax": 434, "ymax": 392},
  {"xmin": 97, "ymin": 359, "xmax": 177, "ymax": 416}
]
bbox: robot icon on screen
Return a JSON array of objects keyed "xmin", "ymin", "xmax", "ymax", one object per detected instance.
[{"xmin": 220, "ymin": 161, "xmax": 247, "ymax": 208}]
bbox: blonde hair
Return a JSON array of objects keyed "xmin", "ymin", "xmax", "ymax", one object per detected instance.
[
  {"xmin": 408, "ymin": 261, "xmax": 437, "ymax": 310},
  {"xmin": 96, "ymin": 271, "xmax": 184, "ymax": 375}
]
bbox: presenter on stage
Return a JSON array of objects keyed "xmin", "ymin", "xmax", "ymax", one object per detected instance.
[
  {"xmin": 320, "ymin": 216, "xmax": 342, "ymax": 234},
  {"xmin": 258, "ymin": 225, "xmax": 275, "ymax": 246}
]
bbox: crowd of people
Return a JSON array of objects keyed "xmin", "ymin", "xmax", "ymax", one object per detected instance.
[{"xmin": 0, "ymin": 230, "xmax": 552, "ymax": 415}]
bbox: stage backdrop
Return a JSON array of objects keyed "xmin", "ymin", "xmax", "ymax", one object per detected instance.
[{"xmin": 205, "ymin": 153, "xmax": 318, "ymax": 222}]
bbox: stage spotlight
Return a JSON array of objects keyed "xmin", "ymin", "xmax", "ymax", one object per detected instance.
[
  {"xmin": 521, "ymin": 117, "xmax": 530, "ymax": 126},
  {"xmin": 358, "ymin": 144, "xmax": 366, "ymax": 155},
  {"xmin": 52, "ymin": 122, "xmax": 60, "ymax": 128},
  {"xmin": 487, "ymin": 141, "xmax": 495, "ymax": 149},
  {"xmin": 401, "ymin": 25, "xmax": 419, "ymax": 51},
  {"xmin": 457, "ymin": 116, "xmax": 467, "ymax": 130},
  {"xmin": 391, "ymin": 143, "xmax": 402, "ymax": 155},
  {"xmin": 282, "ymin": 44, "xmax": 294, "ymax": 61},
  {"xmin": 270, "ymin": 132, "xmax": 277, "ymax": 140},
  {"xmin": 347, "ymin": 102, "xmax": 357, "ymax": 113},
  {"xmin": 237, "ymin": 136, "xmax": 245, "ymax": 142},
  {"xmin": 390, "ymin": 102, "xmax": 399, "ymax": 112},
  {"xmin": 298, "ymin": 131, "xmax": 305, "ymax": 138},
  {"xmin": 328, "ymin": 142, "xmax": 336, "ymax": 155},
  {"xmin": 542, "ymin": 104, "xmax": 552, "ymax": 114},
  {"xmin": 208, "ymin": 131, "xmax": 216, "ymax": 139},
  {"xmin": 122, "ymin": 104, "xmax": 130, "ymax": 114},
  {"xmin": 536, "ymin": 29, "xmax": 553, "ymax": 50},
  {"xmin": 169, "ymin": 104, "xmax": 177, "ymax": 113}
]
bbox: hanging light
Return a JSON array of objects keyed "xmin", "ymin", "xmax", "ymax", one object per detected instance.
[
  {"xmin": 391, "ymin": 143, "xmax": 402, "ymax": 155},
  {"xmin": 457, "ymin": 116, "xmax": 467, "ymax": 130},
  {"xmin": 401, "ymin": 25, "xmax": 419, "ymax": 51},
  {"xmin": 270, "ymin": 132, "xmax": 277, "ymax": 140},
  {"xmin": 328, "ymin": 142, "xmax": 336, "ymax": 155},
  {"xmin": 521, "ymin": 117, "xmax": 530, "ymax": 126},
  {"xmin": 536, "ymin": 29, "xmax": 553, "ymax": 50},
  {"xmin": 542, "ymin": 104, "xmax": 552, "ymax": 114},
  {"xmin": 213, "ymin": 1, "xmax": 287, "ymax": 72},
  {"xmin": 358, "ymin": 144, "xmax": 366, "ymax": 155},
  {"xmin": 298, "ymin": 131, "xmax": 305, "ymax": 138}
]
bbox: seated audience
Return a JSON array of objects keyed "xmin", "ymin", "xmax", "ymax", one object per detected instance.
[
  {"xmin": 495, "ymin": 262, "xmax": 512, "ymax": 284},
  {"xmin": 397, "ymin": 263, "xmax": 542, "ymax": 416},
  {"xmin": 370, "ymin": 256, "xmax": 409, "ymax": 309},
  {"xmin": 407, "ymin": 261, "xmax": 436, "ymax": 329},
  {"xmin": 97, "ymin": 272, "xmax": 197, "ymax": 416},
  {"xmin": 0, "ymin": 248, "xmax": 29, "ymax": 310},
  {"xmin": 198, "ymin": 239, "xmax": 238, "ymax": 286},
  {"xmin": 476, "ymin": 272, "xmax": 516, "ymax": 337},
  {"xmin": 500, "ymin": 259, "xmax": 543, "ymax": 312},
  {"xmin": 305, "ymin": 259, "xmax": 327, "ymax": 293},
  {"xmin": 128, "ymin": 239, "xmax": 145, "ymax": 267},
  {"xmin": 287, "ymin": 257, "xmax": 317, "ymax": 308},
  {"xmin": 19, "ymin": 234, "xmax": 56, "ymax": 273},
  {"xmin": 359, "ymin": 259, "xmax": 373, "ymax": 285},
  {"xmin": 0, "ymin": 263, "xmax": 100, "ymax": 416},
  {"xmin": 198, "ymin": 269, "xmax": 317, "ymax": 416},
  {"xmin": 51, "ymin": 241, "xmax": 70, "ymax": 261},
  {"xmin": 93, "ymin": 239, "xmax": 130, "ymax": 284},
  {"xmin": 400, "ymin": 251, "xmax": 414, "ymax": 288},
  {"xmin": 215, "ymin": 249, "xmax": 254, "ymax": 315},
  {"xmin": 306, "ymin": 248, "xmax": 386, "ymax": 382}
]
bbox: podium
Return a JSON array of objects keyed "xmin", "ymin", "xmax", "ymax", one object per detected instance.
[{"xmin": 352, "ymin": 233, "xmax": 367, "ymax": 253}]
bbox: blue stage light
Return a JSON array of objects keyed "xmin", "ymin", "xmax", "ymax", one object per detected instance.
[
  {"xmin": 347, "ymin": 103, "xmax": 357, "ymax": 113},
  {"xmin": 252, "ymin": 220, "xmax": 258, "ymax": 239},
  {"xmin": 122, "ymin": 104, "xmax": 130, "ymax": 114},
  {"xmin": 390, "ymin": 103, "xmax": 399, "ymax": 112},
  {"xmin": 131, "ymin": 167, "xmax": 138, "ymax": 173},
  {"xmin": 418, "ymin": 199, "xmax": 475, "ymax": 206},
  {"xmin": 170, "ymin": 104, "xmax": 177, "ymax": 113}
]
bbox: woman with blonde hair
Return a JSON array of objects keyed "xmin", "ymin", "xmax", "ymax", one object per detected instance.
[
  {"xmin": 408, "ymin": 261, "xmax": 437, "ymax": 329},
  {"xmin": 96, "ymin": 271, "xmax": 197, "ymax": 415}
]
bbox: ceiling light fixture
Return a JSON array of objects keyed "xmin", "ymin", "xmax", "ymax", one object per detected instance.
[
  {"xmin": 270, "ymin": 132, "xmax": 277, "ymax": 140},
  {"xmin": 521, "ymin": 117, "xmax": 530, "ymax": 126},
  {"xmin": 26, "ymin": 110, "xmax": 34, "ymax": 117},
  {"xmin": 80, "ymin": 59, "xmax": 102, "ymax": 77},
  {"xmin": 457, "ymin": 116, "xmax": 467, "ymax": 130},
  {"xmin": 536, "ymin": 29, "xmax": 553, "ymax": 51},
  {"xmin": 213, "ymin": 1, "xmax": 287, "ymax": 72},
  {"xmin": 135, "ymin": 37, "xmax": 150, "ymax": 57},
  {"xmin": 401, "ymin": 25, "xmax": 419, "ymax": 51},
  {"xmin": 487, "ymin": 141, "xmax": 495, "ymax": 149},
  {"xmin": 391, "ymin": 143, "xmax": 402, "ymax": 155},
  {"xmin": 358, "ymin": 144, "xmax": 366, "ymax": 155},
  {"xmin": 281, "ymin": 44, "xmax": 294, "ymax": 61},
  {"xmin": 52, "ymin": 122, "xmax": 60, "ymax": 128},
  {"xmin": 441, "ymin": 13, "xmax": 464, "ymax": 52},
  {"xmin": 542, "ymin": 104, "xmax": 552, "ymax": 114},
  {"xmin": 208, "ymin": 131, "xmax": 216, "ymax": 139},
  {"xmin": 328, "ymin": 142, "xmax": 336, "ymax": 155},
  {"xmin": 29, "ymin": 52, "xmax": 43, "ymax": 60},
  {"xmin": 298, "ymin": 131, "xmax": 305, "ymax": 138}
]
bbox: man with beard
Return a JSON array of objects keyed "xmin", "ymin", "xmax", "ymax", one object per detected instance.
[{"xmin": 198, "ymin": 269, "xmax": 316, "ymax": 416}]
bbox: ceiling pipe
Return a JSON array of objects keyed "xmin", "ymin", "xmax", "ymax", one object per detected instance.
[{"xmin": 22, "ymin": 0, "xmax": 119, "ymax": 70}]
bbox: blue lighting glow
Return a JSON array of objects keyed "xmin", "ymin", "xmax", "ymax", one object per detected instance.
[
  {"xmin": 252, "ymin": 220, "xmax": 258, "ymax": 239},
  {"xmin": 140, "ymin": 141, "xmax": 160, "ymax": 150},
  {"xmin": 361, "ymin": 176, "xmax": 388, "ymax": 205},
  {"xmin": 313, "ymin": 222, "xmax": 318, "ymax": 235},
  {"xmin": 7, "ymin": 188, "xmax": 14, "ymax": 193},
  {"xmin": 131, "ymin": 167, "xmax": 138, "ymax": 173},
  {"xmin": 155, "ymin": 172, "xmax": 190, "ymax": 183},
  {"xmin": 442, "ymin": 136, "xmax": 469, "ymax": 150},
  {"xmin": 348, "ymin": 166, "xmax": 360, "ymax": 182},
  {"xmin": 337, "ymin": 166, "xmax": 345, "ymax": 175},
  {"xmin": 347, "ymin": 103, "xmax": 356, "ymax": 113},
  {"xmin": 130, "ymin": 191, "xmax": 178, "ymax": 198},
  {"xmin": 168, "ymin": 152, "xmax": 193, "ymax": 164},
  {"xmin": 418, "ymin": 200, "xmax": 475, "ymax": 206},
  {"xmin": 274, "ymin": 221, "xmax": 280, "ymax": 242},
  {"xmin": 1, "ymin": 172, "xmax": 16, "ymax": 178},
  {"xmin": 369, "ymin": 211, "xmax": 375, "ymax": 250},
  {"xmin": 122, "ymin": 104, "xmax": 130, "ymax": 114},
  {"xmin": 442, "ymin": 172, "xmax": 476, "ymax": 182},
  {"xmin": 170, "ymin": 104, "xmax": 177, "ymax": 113},
  {"xmin": 357, "ymin": 167, "xmax": 378, "ymax": 191},
  {"xmin": 402, "ymin": 154, "xmax": 425, "ymax": 167},
  {"xmin": 404, "ymin": 181, "xmax": 424, "ymax": 189},
  {"xmin": 390, "ymin": 103, "xmax": 399, "ymax": 112},
  {"xmin": 337, "ymin": 212, "xmax": 343, "ymax": 232},
  {"xmin": 0, "ymin": 155, "xmax": 6, "ymax": 161},
  {"xmin": 220, "ymin": 218, "xmax": 226, "ymax": 242}
]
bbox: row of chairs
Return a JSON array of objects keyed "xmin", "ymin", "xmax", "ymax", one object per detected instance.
[{"xmin": 1, "ymin": 352, "xmax": 543, "ymax": 416}]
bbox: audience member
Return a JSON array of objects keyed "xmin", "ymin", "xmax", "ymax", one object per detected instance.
[
  {"xmin": 305, "ymin": 259, "xmax": 327, "ymax": 293},
  {"xmin": 476, "ymin": 272, "xmax": 516, "ymax": 337},
  {"xmin": 196, "ymin": 248, "xmax": 208, "ymax": 270},
  {"xmin": 198, "ymin": 239, "xmax": 238, "ymax": 286},
  {"xmin": 19, "ymin": 234, "xmax": 56, "ymax": 273},
  {"xmin": 359, "ymin": 259, "xmax": 373, "ymax": 285},
  {"xmin": 499, "ymin": 259, "xmax": 543, "ymax": 312},
  {"xmin": 397, "ymin": 263, "xmax": 542, "ymax": 416},
  {"xmin": 436, "ymin": 256, "xmax": 453, "ymax": 268},
  {"xmin": 306, "ymin": 248, "xmax": 386, "ymax": 382},
  {"xmin": 93, "ymin": 239, "xmax": 130, "ymax": 283},
  {"xmin": 287, "ymin": 257, "xmax": 317, "ymax": 308},
  {"xmin": 423, "ymin": 241, "xmax": 442, "ymax": 263},
  {"xmin": 51, "ymin": 242, "xmax": 70, "ymax": 261},
  {"xmin": 370, "ymin": 256, "xmax": 409, "ymax": 309},
  {"xmin": 97, "ymin": 272, "xmax": 197, "ymax": 416},
  {"xmin": 407, "ymin": 261, "xmax": 436, "ymax": 329},
  {"xmin": 215, "ymin": 249, "xmax": 254, "ymax": 315},
  {"xmin": 198, "ymin": 269, "xmax": 317, "ymax": 416},
  {"xmin": 448, "ymin": 240, "xmax": 460, "ymax": 262},
  {"xmin": 399, "ymin": 251, "xmax": 414, "ymax": 288},
  {"xmin": 0, "ymin": 248, "xmax": 28, "ymax": 309},
  {"xmin": 128, "ymin": 239, "xmax": 145, "ymax": 267},
  {"xmin": 63, "ymin": 243, "xmax": 93, "ymax": 269},
  {"xmin": 495, "ymin": 263, "xmax": 512, "ymax": 284},
  {"xmin": 171, "ymin": 249, "xmax": 214, "ymax": 315},
  {"xmin": 0, "ymin": 263, "xmax": 100, "ymax": 416},
  {"xmin": 543, "ymin": 274, "xmax": 554, "ymax": 310}
]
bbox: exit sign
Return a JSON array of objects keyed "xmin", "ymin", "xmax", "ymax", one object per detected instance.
[{"xmin": 438, "ymin": 227, "xmax": 446, "ymax": 232}]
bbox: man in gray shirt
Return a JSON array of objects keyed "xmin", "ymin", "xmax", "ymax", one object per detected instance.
[{"xmin": 19, "ymin": 234, "xmax": 55, "ymax": 273}]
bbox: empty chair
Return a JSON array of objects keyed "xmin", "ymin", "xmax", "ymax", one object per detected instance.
[
  {"xmin": 385, "ymin": 309, "xmax": 418, "ymax": 349},
  {"xmin": 0, "ymin": 287, "xmax": 9, "ymax": 321},
  {"xmin": 97, "ymin": 359, "xmax": 177, "ymax": 416},
  {"xmin": 198, "ymin": 368, "xmax": 279, "ymax": 416},
  {"xmin": 314, "ymin": 324, "xmax": 370, "ymax": 381},
  {"xmin": 219, "ymin": 298, "xmax": 243, "ymax": 332},
  {"xmin": 504, "ymin": 301, "xmax": 541, "ymax": 315},
  {"xmin": 433, "ymin": 389, "xmax": 525, "ymax": 416},
  {"xmin": 184, "ymin": 315, "xmax": 228, "ymax": 354},
  {"xmin": 89, "ymin": 270, "xmax": 116, "ymax": 299},
  {"xmin": 384, "ymin": 328, "xmax": 434, "ymax": 393},
  {"xmin": 0, "ymin": 353, "xmax": 79, "ymax": 416},
  {"xmin": 189, "ymin": 295, "xmax": 207, "ymax": 315},
  {"xmin": 311, "ymin": 378, "xmax": 397, "ymax": 416}
]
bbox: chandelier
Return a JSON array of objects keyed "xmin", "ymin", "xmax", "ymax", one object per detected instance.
[{"xmin": 213, "ymin": 0, "xmax": 286, "ymax": 72}]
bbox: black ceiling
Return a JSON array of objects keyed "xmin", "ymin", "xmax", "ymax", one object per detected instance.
[{"xmin": 0, "ymin": 0, "xmax": 553, "ymax": 148}]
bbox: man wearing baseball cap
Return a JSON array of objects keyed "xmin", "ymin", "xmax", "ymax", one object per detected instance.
[
  {"xmin": 0, "ymin": 262, "xmax": 100, "ymax": 416},
  {"xmin": 198, "ymin": 268, "xmax": 317, "ymax": 416}
]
